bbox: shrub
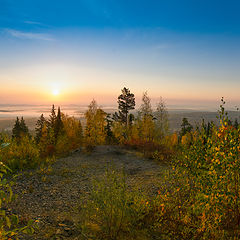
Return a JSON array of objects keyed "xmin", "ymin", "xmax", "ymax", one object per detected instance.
[
  {"xmin": 0, "ymin": 143, "xmax": 34, "ymax": 239},
  {"xmin": 1, "ymin": 136, "xmax": 40, "ymax": 171},
  {"xmin": 79, "ymin": 166, "xmax": 151, "ymax": 239},
  {"xmin": 152, "ymin": 100, "xmax": 240, "ymax": 239},
  {"xmin": 55, "ymin": 134, "xmax": 74, "ymax": 157}
]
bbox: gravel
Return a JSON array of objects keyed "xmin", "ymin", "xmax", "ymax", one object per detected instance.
[{"xmin": 10, "ymin": 145, "xmax": 167, "ymax": 239}]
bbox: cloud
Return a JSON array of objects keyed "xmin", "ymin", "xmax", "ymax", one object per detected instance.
[
  {"xmin": 23, "ymin": 20, "xmax": 42, "ymax": 25},
  {"xmin": 4, "ymin": 28, "xmax": 54, "ymax": 41},
  {"xmin": 23, "ymin": 21, "xmax": 50, "ymax": 27}
]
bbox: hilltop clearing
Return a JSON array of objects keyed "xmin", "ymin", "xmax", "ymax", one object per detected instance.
[{"xmin": 11, "ymin": 145, "xmax": 167, "ymax": 239}]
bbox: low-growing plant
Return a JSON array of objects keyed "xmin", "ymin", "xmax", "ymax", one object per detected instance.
[
  {"xmin": 0, "ymin": 143, "xmax": 35, "ymax": 239},
  {"xmin": 79, "ymin": 165, "xmax": 152, "ymax": 239},
  {"xmin": 152, "ymin": 99, "xmax": 240, "ymax": 239},
  {"xmin": 0, "ymin": 136, "xmax": 40, "ymax": 171}
]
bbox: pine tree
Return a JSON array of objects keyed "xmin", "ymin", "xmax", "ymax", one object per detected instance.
[
  {"xmin": 105, "ymin": 114, "xmax": 114, "ymax": 143},
  {"xmin": 38, "ymin": 123, "xmax": 48, "ymax": 157},
  {"xmin": 128, "ymin": 113, "xmax": 135, "ymax": 127},
  {"xmin": 54, "ymin": 107, "xmax": 64, "ymax": 140},
  {"xmin": 20, "ymin": 117, "xmax": 29, "ymax": 136},
  {"xmin": 234, "ymin": 118, "xmax": 239, "ymax": 129},
  {"xmin": 114, "ymin": 87, "xmax": 135, "ymax": 127},
  {"xmin": 47, "ymin": 104, "xmax": 57, "ymax": 131},
  {"xmin": 12, "ymin": 117, "xmax": 21, "ymax": 139},
  {"xmin": 12, "ymin": 116, "xmax": 29, "ymax": 139},
  {"xmin": 180, "ymin": 117, "xmax": 193, "ymax": 137},
  {"xmin": 35, "ymin": 114, "xmax": 46, "ymax": 143}
]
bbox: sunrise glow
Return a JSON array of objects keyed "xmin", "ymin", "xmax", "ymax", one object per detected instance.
[
  {"xmin": 52, "ymin": 89, "xmax": 60, "ymax": 96},
  {"xmin": 0, "ymin": 0, "xmax": 239, "ymax": 109},
  {"xmin": 1, "ymin": 2, "xmax": 240, "ymax": 238}
]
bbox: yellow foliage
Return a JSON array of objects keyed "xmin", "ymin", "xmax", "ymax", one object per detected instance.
[
  {"xmin": 166, "ymin": 132, "xmax": 178, "ymax": 147},
  {"xmin": 112, "ymin": 122, "xmax": 126, "ymax": 144},
  {"xmin": 55, "ymin": 114, "xmax": 83, "ymax": 156},
  {"xmin": 181, "ymin": 132, "xmax": 192, "ymax": 145},
  {"xmin": 181, "ymin": 135, "xmax": 187, "ymax": 145},
  {"xmin": 85, "ymin": 100, "xmax": 107, "ymax": 146},
  {"xmin": 1, "ymin": 136, "xmax": 40, "ymax": 170},
  {"xmin": 138, "ymin": 115, "xmax": 155, "ymax": 143},
  {"xmin": 129, "ymin": 124, "xmax": 139, "ymax": 141}
]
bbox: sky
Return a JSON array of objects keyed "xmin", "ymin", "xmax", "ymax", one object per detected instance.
[{"xmin": 0, "ymin": 0, "xmax": 240, "ymax": 109}]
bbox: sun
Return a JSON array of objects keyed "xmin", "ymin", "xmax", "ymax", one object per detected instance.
[{"xmin": 52, "ymin": 89, "xmax": 60, "ymax": 96}]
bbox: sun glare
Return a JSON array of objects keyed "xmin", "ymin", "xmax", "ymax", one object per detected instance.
[{"xmin": 52, "ymin": 89, "xmax": 60, "ymax": 96}]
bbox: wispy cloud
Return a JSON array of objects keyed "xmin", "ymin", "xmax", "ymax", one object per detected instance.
[
  {"xmin": 4, "ymin": 28, "xmax": 54, "ymax": 41},
  {"xmin": 23, "ymin": 20, "xmax": 42, "ymax": 25}
]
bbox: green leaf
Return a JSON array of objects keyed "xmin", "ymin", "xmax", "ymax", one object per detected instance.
[
  {"xmin": 10, "ymin": 214, "xmax": 19, "ymax": 225},
  {"xmin": 5, "ymin": 216, "xmax": 11, "ymax": 229},
  {"xmin": 9, "ymin": 187, "xmax": 13, "ymax": 201},
  {"xmin": 27, "ymin": 219, "xmax": 34, "ymax": 226},
  {"xmin": 22, "ymin": 229, "xmax": 28, "ymax": 234},
  {"xmin": 1, "ymin": 143, "xmax": 10, "ymax": 148}
]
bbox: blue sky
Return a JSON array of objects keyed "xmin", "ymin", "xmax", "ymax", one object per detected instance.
[
  {"xmin": 1, "ymin": 0, "xmax": 240, "ymax": 32},
  {"xmin": 0, "ymin": 0, "xmax": 240, "ymax": 109}
]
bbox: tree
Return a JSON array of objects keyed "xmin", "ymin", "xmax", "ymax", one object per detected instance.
[
  {"xmin": 155, "ymin": 97, "xmax": 169, "ymax": 140},
  {"xmin": 180, "ymin": 117, "xmax": 193, "ymax": 137},
  {"xmin": 54, "ymin": 107, "xmax": 64, "ymax": 140},
  {"xmin": 55, "ymin": 114, "xmax": 83, "ymax": 155},
  {"xmin": 105, "ymin": 114, "xmax": 114, "ymax": 144},
  {"xmin": 139, "ymin": 91, "xmax": 152, "ymax": 117},
  {"xmin": 12, "ymin": 117, "xmax": 21, "ymax": 139},
  {"xmin": 12, "ymin": 116, "xmax": 29, "ymax": 139},
  {"xmin": 128, "ymin": 113, "xmax": 135, "ymax": 127},
  {"xmin": 38, "ymin": 123, "xmax": 49, "ymax": 157},
  {"xmin": 234, "ymin": 118, "xmax": 239, "ymax": 129},
  {"xmin": 85, "ymin": 99, "xmax": 107, "ymax": 146},
  {"xmin": 137, "ymin": 92, "xmax": 155, "ymax": 142},
  {"xmin": 76, "ymin": 120, "xmax": 83, "ymax": 141},
  {"xmin": 35, "ymin": 114, "xmax": 46, "ymax": 143},
  {"xmin": 47, "ymin": 104, "xmax": 57, "ymax": 131},
  {"xmin": 114, "ymin": 87, "xmax": 135, "ymax": 127},
  {"xmin": 46, "ymin": 105, "xmax": 64, "ymax": 143},
  {"xmin": 19, "ymin": 117, "xmax": 29, "ymax": 135},
  {"xmin": 112, "ymin": 121, "xmax": 126, "ymax": 144},
  {"xmin": 200, "ymin": 119, "xmax": 213, "ymax": 139}
]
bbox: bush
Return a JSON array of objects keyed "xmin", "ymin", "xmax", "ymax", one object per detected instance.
[
  {"xmin": 79, "ymin": 166, "xmax": 151, "ymax": 239},
  {"xmin": 152, "ymin": 101, "xmax": 240, "ymax": 239},
  {"xmin": 0, "ymin": 143, "xmax": 34, "ymax": 239},
  {"xmin": 0, "ymin": 136, "xmax": 41, "ymax": 171},
  {"xmin": 124, "ymin": 138, "xmax": 175, "ymax": 162}
]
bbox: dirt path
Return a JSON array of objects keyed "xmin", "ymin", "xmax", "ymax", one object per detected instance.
[{"xmin": 11, "ymin": 145, "xmax": 168, "ymax": 239}]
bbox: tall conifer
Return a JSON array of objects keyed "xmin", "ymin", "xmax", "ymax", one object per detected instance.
[
  {"xmin": 35, "ymin": 114, "xmax": 46, "ymax": 143},
  {"xmin": 12, "ymin": 116, "xmax": 29, "ymax": 139},
  {"xmin": 48, "ymin": 104, "xmax": 57, "ymax": 131},
  {"xmin": 55, "ymin": 107, "xmax": 64, "ymax": 140},
  {"xmin": 114, "ymin": 87, "xmax": 135, "ymax": 127}
]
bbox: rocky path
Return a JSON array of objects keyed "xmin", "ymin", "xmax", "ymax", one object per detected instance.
[{"xmin": 11, "ymin": 145, "xmax": 168, "ymax": 239}]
